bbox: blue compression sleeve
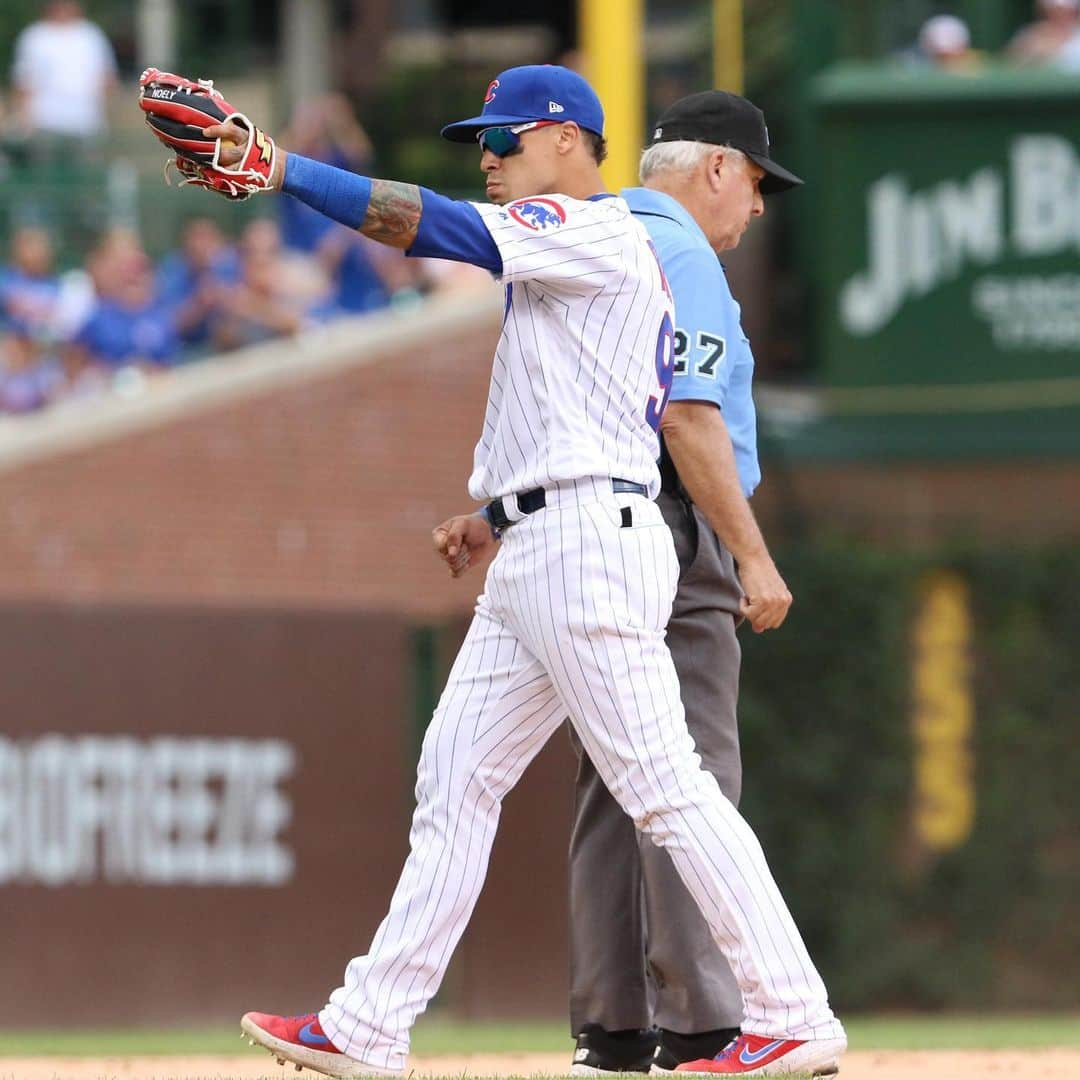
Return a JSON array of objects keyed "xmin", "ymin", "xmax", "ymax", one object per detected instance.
[
  {"xmin": 281, "ymin": 156, "xmax": 502, "ymax": 272},
  {"xmin": 282, "ymin": 153, "xmax": 372, "ymax": 229},
  {"xmin": 409, "ymin": 188, "xmax": 502, "ymax": 273}
]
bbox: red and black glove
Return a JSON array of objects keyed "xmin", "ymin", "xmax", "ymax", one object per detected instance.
[{"xmin": 138, "ymin": 68, "xmax": 277, "ymax": 201}]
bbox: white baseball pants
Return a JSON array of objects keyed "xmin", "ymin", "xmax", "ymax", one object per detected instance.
[{"xmin": 320, "ymin": 481, "xmax": 844, "ymax": 1070}]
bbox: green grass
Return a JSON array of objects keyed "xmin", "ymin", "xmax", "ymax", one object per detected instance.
[
  {"xmin": 842, "ymin": 1014, "xmax": 1080, "ymax": 1049},
  {"xmin": 0, "ymin": 1014, "xmax": 1078, "ymax": 1058}
]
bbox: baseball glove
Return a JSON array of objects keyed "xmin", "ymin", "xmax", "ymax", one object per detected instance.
[{"xmin": 138, "ymin": 68, "xmax": 277, "ymax": 201}]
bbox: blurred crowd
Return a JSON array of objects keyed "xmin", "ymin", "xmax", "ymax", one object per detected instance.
[
  {"xmin": 0, "ymin": 6, "xmax": 487, "ymax": 418},
  {"xmin": 0, "ymin": 1, "xmax": 491, "ymax": 418},
  {"xmin": 907, "ymin": 0, "xmax": 1080, "ymax": 72},
  {"xmin": 0, "ymin": 204, "xmax": 488, "ymax": 417}
]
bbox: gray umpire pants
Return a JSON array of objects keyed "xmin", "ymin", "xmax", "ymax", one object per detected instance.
[{"xmin": 568, "ymin": 489, "xmax": 744, "ymax": 1034}]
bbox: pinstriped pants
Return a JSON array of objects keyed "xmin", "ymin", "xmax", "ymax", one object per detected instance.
[
  {"xmin": 568, "ymin": 491, "xmax": 745, "ymax": 1034},
  {"xmin": 320, "ymin": 481, "xmax": 843, "ymax": 1071}
]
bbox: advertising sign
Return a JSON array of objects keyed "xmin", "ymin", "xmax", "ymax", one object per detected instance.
[{"xmin": 804, "ymin": 67, "xmax": 1080, "ymax": 457}]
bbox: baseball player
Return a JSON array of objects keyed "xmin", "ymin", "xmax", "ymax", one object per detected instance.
[
  {"xmin": 433, "ymin": 90, "xmax": 816, "ymax": 1077},
  {"xmin": 139, "ymin": 64, "xmax": 846, "ymax": 1079}
]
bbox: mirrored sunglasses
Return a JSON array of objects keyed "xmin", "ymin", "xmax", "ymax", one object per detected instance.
[{"xmin": 478, "ymin": 120, "xmax": 560, "ymax": 157}]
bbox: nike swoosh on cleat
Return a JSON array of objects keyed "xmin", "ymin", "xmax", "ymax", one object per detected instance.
[
  {"xmin": 299, "ymin": 1021, "xmax": 331, "ymax": 1046},
  {"xmin": 738, "ymin": 1040, "xmax": 786, "ymax": 1066}
]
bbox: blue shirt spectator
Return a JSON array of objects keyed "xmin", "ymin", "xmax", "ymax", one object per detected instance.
[
  {"xmin": 156, "ymin": 217, "xmax": 241, "ymax": 349},
  {"xmin": 0, "ymin": 356, "xmax": 64, "ymax": 413},
  {"xmin": 212, "ymin": 218, "xmax": 339, "ymax": 351},
  {"xmin": 75, "ymin": 296, "xmax": 178, "ymax": 367},
  {"xmin": 0, "ymin": 227, "xmax": 61, "ymax": 343},
  {"xmin": 74, "ymin": 240, "xmax": 179, "ymax": 368},
  {"xmin": 277, "ymin": 95, "xmax": 397, "ymax": 314},
  {"xmin": 278, "ymin": 95, "xmax": 372, "ymax": 253},
  {"xmin": 280, "ymin": 148, "xmax": 356, "ymax": 253},
  {"xmin": 0, "ymin": 226, "xmax": 69, "ymax": 414},
  {"xmin": 0, "ymin": 267, "xmax": 61, "ymax": 341},
  {"xmin": 156, "ymin": 248, "xmax": 240, "ymax": 309},
  {"xmin": 322, "ymin": 230, "xmax": 390, "ymax": 314},
  {"xmin": 622, "ymin": 186, "xmax": 760, "ymax": 496}
]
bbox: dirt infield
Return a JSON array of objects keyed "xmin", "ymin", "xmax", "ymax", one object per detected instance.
[{"xmin": 5, "ymin": 1048, "xmax": 1080, "ymax": 1080}]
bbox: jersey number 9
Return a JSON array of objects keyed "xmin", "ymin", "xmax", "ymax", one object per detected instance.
[{"xmin": 646, "ymin": 312, "xmax": 675, "ymax": 432}]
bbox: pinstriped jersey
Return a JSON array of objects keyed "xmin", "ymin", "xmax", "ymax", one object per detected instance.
[{"xmin": 468, "ymin": 193, "xmax": 675, "ymax": 502}]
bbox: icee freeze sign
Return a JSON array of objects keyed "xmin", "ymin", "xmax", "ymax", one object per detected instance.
[
  {"xmin": 840, "ymin": 134, "xmax": 1080, "ymax": 349},
  {"xmin": 0, "ymin": 735, "xmax": 295, "ymax": 886}
]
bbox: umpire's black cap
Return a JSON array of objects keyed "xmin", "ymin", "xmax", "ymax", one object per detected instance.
[{"xmin": 648, "ymin": 91, "xmax": 803, "ymax": 195}]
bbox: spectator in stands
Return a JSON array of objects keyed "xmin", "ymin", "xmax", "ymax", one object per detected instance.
[
  {"xmin": 211, "ymin": 219, "xmax": 337, "ymax": 351},
  {"xmin": 911, "ymin": 15, "xmax": 984, "ymax": 72},
  {"xmin": 279, "ymin": 94, "xmax": 373, "ymax": 253},
  {"xmin": 9, "ymin": 1, "xmax": 117, "ymax": 155},
  {"xmin": 278, "ymin": 94, "xmax": 410, "ymax": 313},
  {"xmin": 1005, "ymin": 0, "xmax": 1080, "ymax": 66},
  {"xmin": 316, "ymin": 230, "xmax": 393, "ymax": 314},
  {"xmin": 241, "ymin": 217, "xmax": 334, "ymax": 306},
  {"xmin": 67, "ymin": 231, "xmax": 179, "ymax": 375},
  {"xmin": 0, "ymin": 226, "xmax": 65, "ymax": 412},
  {"xmin": 0, "ymin": 226, "xmax": 60, "ymax": 342},
  {"xmin": 156, "ymin": 216, "xmax": 241, "ymax": 354}
]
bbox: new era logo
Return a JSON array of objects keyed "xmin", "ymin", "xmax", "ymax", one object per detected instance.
[{"xmin": 548, "ymin": 100, "xmax": 565, "ymax": 113}]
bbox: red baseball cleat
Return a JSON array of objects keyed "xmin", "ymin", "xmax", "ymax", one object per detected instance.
[
  {"xmin": 240, "ymin": 1011, "xmax": 401, "ymax": 1078},
  {"xmin": 673, "ymin": 1032, "xmax": 845, "ymax": 1077}
]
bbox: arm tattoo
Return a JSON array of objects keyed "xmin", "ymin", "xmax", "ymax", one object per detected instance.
[{"xmin": 361, "ymin": 180, "xmax": 423, "ymax": 248}]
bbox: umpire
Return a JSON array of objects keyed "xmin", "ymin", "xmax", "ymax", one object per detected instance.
[{"xmin": 568, "ymin": 91, "xmax": 803, "ymax": 1075}]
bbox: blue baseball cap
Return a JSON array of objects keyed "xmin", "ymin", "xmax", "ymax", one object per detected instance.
[{"xmin": 441, "ymin": 65, "xmax": 604, "ymax": 143}]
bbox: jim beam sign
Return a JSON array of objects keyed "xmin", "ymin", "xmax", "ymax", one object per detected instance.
[{"xmin": 840, "ymin": 134, "xmax": 1080, "ymax": 349}]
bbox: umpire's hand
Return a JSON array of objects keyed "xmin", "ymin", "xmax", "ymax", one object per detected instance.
[
  {"xmin": 432, "ymin": 513, "xmax": 498, "ymax": 578},
  {"xmin": 737, "ymin": 553, "xmax": 793, "ymax": 633}
]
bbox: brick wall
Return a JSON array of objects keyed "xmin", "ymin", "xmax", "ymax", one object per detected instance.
[{"xmin": 0, "ymin": 300, "xmax": 504, "ymax": 618}]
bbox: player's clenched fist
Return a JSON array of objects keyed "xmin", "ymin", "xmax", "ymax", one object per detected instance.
[
  {"xmin": 432, "ymin": 514, "xmax": 498, "ymax": 578},
  {"xmin": 737, "ymin": 553, "xmax": 793, "ymax": 633}
]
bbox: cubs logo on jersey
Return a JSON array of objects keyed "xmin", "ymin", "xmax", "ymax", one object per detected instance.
[{"xmin": 507, "ymin": 197, "xmax": 566, "ymax": 233}]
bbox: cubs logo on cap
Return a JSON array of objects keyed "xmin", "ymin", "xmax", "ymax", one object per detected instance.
[{"xmin": 441, "ymin": 65, "xmax": 604, "ymax": 143}]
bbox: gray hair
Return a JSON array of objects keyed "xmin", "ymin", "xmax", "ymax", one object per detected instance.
[{"xmin": 638, "ymin": 140, "xmax": 748, "ymax": 183}]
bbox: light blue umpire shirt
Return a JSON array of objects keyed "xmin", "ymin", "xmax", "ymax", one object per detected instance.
[{"xmin": 622, "ymin": 186, "xmax": 761, "ymax": 497}]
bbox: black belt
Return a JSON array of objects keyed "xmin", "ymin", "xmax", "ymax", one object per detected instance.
[{"xmin": 485, "ymin": 477, "xmax": 648, "ymax": 532}]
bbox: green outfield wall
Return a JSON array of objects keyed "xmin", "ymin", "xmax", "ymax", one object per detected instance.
[{"xmin": 735, "ymin": 542, "xmax": 1079, "ymax": 1009}]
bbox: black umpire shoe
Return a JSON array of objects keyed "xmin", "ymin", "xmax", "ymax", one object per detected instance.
[
  {"xmin": 570, "ymin": 1025, "xmax": 658, "ymax": 1076},
  {"xmin": 650, "ymin": 1028, "xmax": 742, "ymax": 1073}
]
